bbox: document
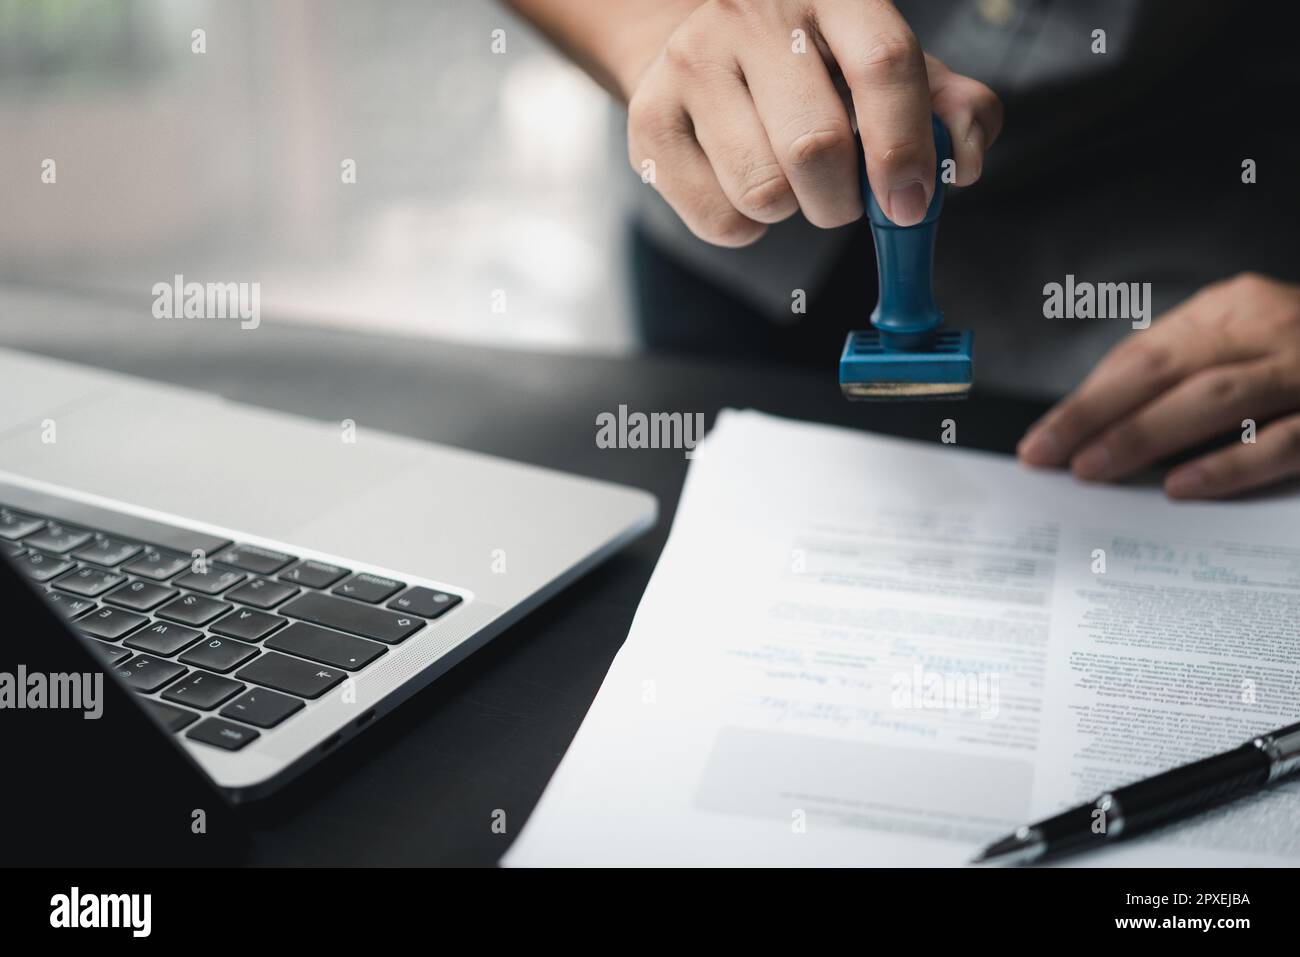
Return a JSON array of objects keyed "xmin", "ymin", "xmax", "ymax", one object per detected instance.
[{"xmin": 504, "ymin": 410, "xmax": 1300, "ymax": 866}]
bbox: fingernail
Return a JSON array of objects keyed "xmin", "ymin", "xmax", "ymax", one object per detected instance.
[
  {"xmin": 887, "ymin": 180, "xmax": 929, "ymax": 226},
  {"xmin": 1073, "ymin": 444, "xmax": 1111, "ymax": 480},
  {"xmin": 963, "ymin": 122, "xmax": 986, "ymax": 182},
  {"xmin": 1018, "ymin": 426, "xmax": 1061, "ymax": 465},
  {"xmin": 1166, "ymin": 467, "xmax": 1205, "ymax": 498}
]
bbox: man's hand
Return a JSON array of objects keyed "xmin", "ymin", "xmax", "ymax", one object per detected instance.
[
  {"xmin": 620, "ymin": 0, "xmax": 1001, "ymax": 246},
  {"xmin": 1018, "ymin": 273, "xmax": 1300, "ymax": 499}
]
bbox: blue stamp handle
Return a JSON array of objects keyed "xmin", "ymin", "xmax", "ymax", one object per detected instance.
[{"xmin": 860, "ymin": 115, "xmax": 952, "ymax": 349}]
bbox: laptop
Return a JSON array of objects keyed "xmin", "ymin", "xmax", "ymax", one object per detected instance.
[
  {"xmin": 0, "ymin": 347, "xmax": 656, "ymax": 803},
  {"xmin": 1, "ymin": 544, "xmax": 250, "ymax": 866}
]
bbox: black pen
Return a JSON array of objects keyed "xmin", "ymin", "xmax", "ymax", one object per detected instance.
[{"xmin": 973, "ymin": 719, "xmax": 1300, "ymax": 864}]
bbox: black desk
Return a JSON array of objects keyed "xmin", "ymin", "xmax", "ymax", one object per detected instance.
[{"xmin": 5, "ymin": 298, "xmax": 1046, "ymax": 865}]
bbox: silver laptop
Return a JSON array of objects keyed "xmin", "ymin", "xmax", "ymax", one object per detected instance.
[{"xmin": 0, "ymin": 347, "xmax": 656, "ymax": 800}]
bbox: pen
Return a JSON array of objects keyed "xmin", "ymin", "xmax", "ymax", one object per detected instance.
[{"xmin": 972, "ymin": 719, "xmax": 1300, "ymax": 864}]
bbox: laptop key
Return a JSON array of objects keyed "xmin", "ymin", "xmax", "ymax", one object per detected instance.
[
  {"xmin": 3, "ymin": 541, "xmax": 22, "ymax": 557},
  {"xmin": 226, "ymin": 577, "xmax": 298, "ymax": 610},
  {"xmin": 179, "ymin": 637, "xmax": 259, "ymax": 674},
  {"xmin": 23, "ymin": 521, "xmax": 93, "ymax": 554},
  {"xmin": 105, "ymin": 579, "xmax": 177, "ymax": 612},
  {"xmin": 44, "ymin": 591, "xmax": 96, "ymax": 619},
  {"xmin": 236, "ymin": 652, "xmax": 345, "ymax": 699},
  {"xmin": 187, "ymin": 717, "xmax": 260, "ymax": 751},
  {"xmin": 122, "ymin": 547, "xmax": 191, "ymax": 581},
  {"xmin": 0, "ymin": 507, "xmax": 43, "ymax": 541},
  {"xmin": 387, "ymin": 586, "xmax": 462, "ymax": 619},
  {"xmin": 52, "ymin": 565, "xmax": 126, "ymax": 598},
  {"xmin": 156, "ymin": 593, "xmax": 229, "ymax": 626},
  {"xmin": 281, "ymin": 592, "xmax": 423, "ymax": 644},
  {"xmin": 89, "ymin": 640, "xmax": 132, "ymax": 667},
  {"xmin": 173, "ymin": 563, "xmax": 246, "ymax": 595},
  {"xmin": 162, "ymin": 671, "xmax": 245, "ymax": 710},
  {"xmin": 332, "ymin": 572, "xmax": 404, "ymax": 604},
  {"xmin": 216, "ymin": 544, "xmax": 295, "ymax": 575},
  {"xmin": 124, "ymin": 621, "xmax": 203, "ymax": 656},
  {"xmin": 114, "ymin": 655, "xmax": 186, "ymax": 693},
  {"xmin": 141, "ymin": 699, "xmax": 200, "ymax": 733},
  {"xmin": 280, "ymin": 560, "xmax": 349, "ymax": 589},
  {"xmin": 219, "ymin": 688, "xmax": 304, "ymax": 728},
  {"xmin": 78, "ymin": 606, "xmax": 148, "ymax": 641},
  {"xmin": 266, "ymin": 621, "xmax": 387, "ymax": 671},
  {"xmin": 71, "ymin": 534, "xmax": 142, "ymax": 567},
  {"xmin": 16, "ymin": 549, "xmax": 73, "ymax": 582},
  {"xmin": 210, "ymin": 607, "xmax": 286, "ymax": 642}
]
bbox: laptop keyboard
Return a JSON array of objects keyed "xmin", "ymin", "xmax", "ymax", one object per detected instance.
[{"xmin": 1, "ymin": 503, "xmax": 463, "ymax": 752}]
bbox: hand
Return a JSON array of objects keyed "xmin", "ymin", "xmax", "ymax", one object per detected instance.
[
  {"xmin": 1018, "ymin": 273, "xmax": 1300, "ymax": 499},
  {"xmin": 621, "ymin": 0, "xmax": 1002, "ymax": 247}
]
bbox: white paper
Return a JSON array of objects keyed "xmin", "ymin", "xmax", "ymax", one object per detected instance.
[{"xmin": 505, "ymin": 410, "xmax": 1300, "ymax": 866}]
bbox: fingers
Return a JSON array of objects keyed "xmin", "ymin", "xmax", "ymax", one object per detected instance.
[
  {"xmin": 1068, "ymin": 359, "xmax": 1296, "ymax": 482},
  {"xmin": 685, "ymin": 69, "xmax": 801, "ymax": 225},
  {"xmin": 734, "ymin": 21, "xmax": 860, "ymax": 228},
  {"xmin": 925, "ymin": 54, "xmax": 1002, "ymax": 186},
  {"xmin": 627, "ymin": 70, "xmax": 767, "ymax": 247},
  {"xmin": 1166, "ymin": 413, "xmax": 1300, "ymax": 499},
  {"xmin": 1018, "ymin": 298, "xmax": 1269, "ymax": 468},
  {"xmin": 625, "ymin": 0, "xmax": 1005, "ymax": 245},
  {"xmin": 1018, "ymin": 273, "xmax": 1300, "ymax": 497},
  {"xmin": 814, "ymin": 0, "xmax": 934, "ymax": 225}
]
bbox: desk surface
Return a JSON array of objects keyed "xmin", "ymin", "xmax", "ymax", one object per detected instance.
[{"xmin": 3, "ymin": 285, "xmax": 1046, "ymax": 865}]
